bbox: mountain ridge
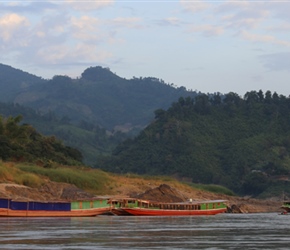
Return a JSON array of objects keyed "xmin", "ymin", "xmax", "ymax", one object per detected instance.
[{"xmin": 0, "ymin": 63, "xmax": 198, "ymax": 130}]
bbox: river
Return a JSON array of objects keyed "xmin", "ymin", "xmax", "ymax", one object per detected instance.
[{"xmin": 0, "ymin": 213, "xmax": 289, "ymax": 249}]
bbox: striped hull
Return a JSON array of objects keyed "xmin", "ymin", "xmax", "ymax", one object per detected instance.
[{"xmin": 121, "ymin": 207, "xmax": 227, "ymax": 216}]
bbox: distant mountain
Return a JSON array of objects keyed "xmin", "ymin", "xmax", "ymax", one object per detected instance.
[
  {"xmin": 0, "ymin": 63, "xmax": 45, "ymax": 102},
  {"xmin": 0, "ymin": 64, "xmax": 198, "ymax": 131}
]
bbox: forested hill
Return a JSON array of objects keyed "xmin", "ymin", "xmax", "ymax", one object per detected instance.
[
  {"xmin": 0, "ymin": 64, "xmax": 199, "ymax": 165},
  {"xmin": 0, "ymin": 115, "xmax": 83, "ymax": 166},
  {"xmin": 0, "ymin": 64, "xmax": 198, "ymax": 130},
  {"xmin": 96, "ymin": 91, "xmax": 290, "ymax": 197},
  {"xmin": 0, "ymin": 64, "xmax": 45, "ymax": 102}
]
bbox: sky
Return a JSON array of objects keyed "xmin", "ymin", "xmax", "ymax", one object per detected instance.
[{"xmin": 0, "ymin": 0, "xmax": 290, "ymax": 96}]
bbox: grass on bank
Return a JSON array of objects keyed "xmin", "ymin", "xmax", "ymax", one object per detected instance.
[
  {"xmin": 0, "ymin": 161, "xmax": 112, "ymax": 194},
  {"xmin": 0, "ymin": 162, "xmax": 44, "ymax": 188},
  {"xmin": 189, "ymin": 183, "xmax": 235, "ymax": 196},
  {"xmin": 0, "ymin": 161, "xmax": 235, "ymax": 196},
  {"xmin": 114, "ymin": 172, "xmax": 235, "ymax": 196},
  {"xmin": 16, "ymin": 164, "xmax": 111, "ymax": 193}
]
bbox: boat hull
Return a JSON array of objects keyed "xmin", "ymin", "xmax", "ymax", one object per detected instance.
[
  {"xmin": 121, "ymin": 207, "xmax": 227, "ymax": 216},
  {"xmin": 111, "ymin": 208, "xmax": 133, "ymax": 216},
  {"xmin": 281, "ymin": 206, "xmax": 290, "ymax": 212},
  {"xmin": 0, "ymin": 207, "xmax": 111, "ymax": 217}
]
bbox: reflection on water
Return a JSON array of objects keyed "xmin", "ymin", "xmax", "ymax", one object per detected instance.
[{"xmin": 0, "ymin": 213, "xmax": 290, "ymax": 249}]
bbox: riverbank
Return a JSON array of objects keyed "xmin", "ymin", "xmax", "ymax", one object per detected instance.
[{"xmin": 0, "ymin": 180, "xmax": 282, "ymax": 213}]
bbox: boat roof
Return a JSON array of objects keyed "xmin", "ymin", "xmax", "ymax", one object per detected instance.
[
  {"xmin": 136, "ymin": 199, "xmax": 227, "ymax": 205},
  {"xmin": 105, "ymin": 197, "xmax": 227, "ymax": 205},
  {"xmin": 160, "ymin": 200, "xmax": 227, "ymax": 205}
]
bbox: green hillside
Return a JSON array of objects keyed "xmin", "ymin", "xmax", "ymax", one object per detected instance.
[
  {"xmin": 0, "ymin": 115, "xmax": 82, "ymax": 166},
  {"xmin": 2, "ymin": 64, "xmax": 290, "ymax": 198},
  {"xmin": 0, "ymin": 102, "xmax": 127, "ymax": 165},
  {"xmin": 0, "ymin": 64, "xmax": 199, "ymax": 164},
  {"xmin": 96, "ymin": 91, "xmax": 290, "ymax": 197}
]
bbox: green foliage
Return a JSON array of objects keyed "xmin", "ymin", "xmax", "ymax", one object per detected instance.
[
  {"xmin": 0, "ymin": 162, "xmax": 44, "ymax": 187},
  {"xmin": 188, "ymin": 183, "xmax": 235, "ymax": 196},
  {"xmin": 0, "ymin": 115, "xmax": 83, "ymax": 165},
  {"xmin": 0, "ymin": 162, "xmax": 13, "ymax": 180},
  {"xmin": 97, "ymin": 90, "xmax": 290, "ymax": 197},
  {"xmin": 0, "ymin": 65, "xmax": 199, "ymax": 165},
  {"xmin": 17, "ymin": 164, "xmax": 110, "ymax": 191},
  {"xmin": 241, "ymin": 172, "xmax": 269, "ymax": 196},
  {"xmin": 0, "ymin": 102, "xmax": 130, "ymax": 165},
  {"xmin": 257, "ymin": 181, "xmax": 290, "ymax": 200},
  {"xmin": 15, "ymin": 173, "xmax": 44, "ymax": 188},
  {"xmin": 2, "ymin": 64, "xmax": 290, "ymax": 198}
]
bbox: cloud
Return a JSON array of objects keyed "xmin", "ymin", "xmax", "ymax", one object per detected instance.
[
  {"xmin": 188, "ymin": 24, "xmax": 224, "ymax": 37},
  {"xmin": 259, "ymin": 52, "xmax": 290, "ymax": 72},
  {"xmin": 217, "ymin": 2, "xmax": 269, "ymax": 30},
  {"xmin": 155, "ymin": 17, "xmax": 182, "ymax": 27},
  {"xmin": 70, "ymin": 16, "xmax": 103, "ymax": 42},
  {"xmin": 0, "ymin": 13, "xmax": 29, "ymax": 43},
  {"xmin": 63, "ymin": 0, "xmax": 114, "ymax": 12},
  {"xmin": 0, "ymin": 1, "xmax": 58, "ymax": 14},
  {"xmin": 267, "ymin": 2, "xmax": 290, "ymax": 21},
  {"xmin": 0, "ymin": 0, "xmax": 139, "ymax": 68},
  {"xmin": 36, "ymin": 43, "xmax": 112, "ymax": 65},
  {"xmin": 252, "ymin": 75, "xmax": 264, "ymax": 82},
  {"xmin": 267, "ymin": 23, "xmax": 290, "ymax": 32},
  {"xmin": 180, "ymin": 0, "xmax": 210, "ymax": 13},
  {"xmin": 111, "ymin": 17, "xmax": 142, "ymax": 29},
  {"xmin": 241, "ymin": 30, "xmax": 290, "ymax": 47}
]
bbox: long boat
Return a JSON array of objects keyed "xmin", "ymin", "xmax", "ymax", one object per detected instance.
[
  {"xmin": 0, "ymin": 198, "xmax": 111, "ymax": 217},
  {"xmin": 110, "ymin": 198, "xmax": 227, "ymax": 216}
]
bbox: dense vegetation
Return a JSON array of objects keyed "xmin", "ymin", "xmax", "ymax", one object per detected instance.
[
  {"xmin": 0, "ymin": 64, "xmax": 198, "ymax": 164},
  {"xmin": 96, "ymin": 90, "xmax": 290, "ymax": 197},
  {"xmin": 0, "ymin": 102, "xmax": 128, "ymax": 165},
  {"xmin": 0, "ymin": 115, "xmax": 82, "ymax": 166},
  {"xmin": 1, "ymin": 64, "xmax": 290, "ymax": 198}
]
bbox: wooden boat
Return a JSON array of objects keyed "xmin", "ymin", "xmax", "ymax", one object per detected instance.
[
  {"xmin": 281, "ymin": 201, "xmax": 290, "ymax": 214},
  {"xmin": 0, "ymin": 198, "xmax": 111, "ymax": 217},
  {"xmin": 108, "ymin": 198, "xmax": 137, "ymax": 216},
  {"xmin": 118, "ymin": 199, "xmax": 227, "ymax": 216}
]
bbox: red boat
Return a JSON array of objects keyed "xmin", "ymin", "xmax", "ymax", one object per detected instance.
[{"xmin": 112, "ymin": 198, "xmax": 227, "ymax": 216}]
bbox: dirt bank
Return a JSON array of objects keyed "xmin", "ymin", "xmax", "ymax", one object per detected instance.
[{"xmin": 0, "ymin": 182, "xmax": 282, "ymax": 213}]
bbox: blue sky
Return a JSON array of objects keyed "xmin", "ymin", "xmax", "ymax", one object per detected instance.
[{"xmin": 0, "ymin": 0, "xmax": 290, "ymax": 96}]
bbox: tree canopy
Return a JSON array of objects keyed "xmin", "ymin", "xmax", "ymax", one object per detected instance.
[
  {"xmin": 0, "ymin": 115, "xmax": 83, "ymax": 166},
  {"xmin": 96, "ymin": 90, "xmax": 290, "ymax": 197}
]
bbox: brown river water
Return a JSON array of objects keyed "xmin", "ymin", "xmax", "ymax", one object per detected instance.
[{"xmin": 0, "ymin": 213, "xmax": 289, "ymax": 249}]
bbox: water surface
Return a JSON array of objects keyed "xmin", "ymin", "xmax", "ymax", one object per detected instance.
[{"xmin": 0, "ymin": 213, "xmax": 289, "ymax": 249}]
